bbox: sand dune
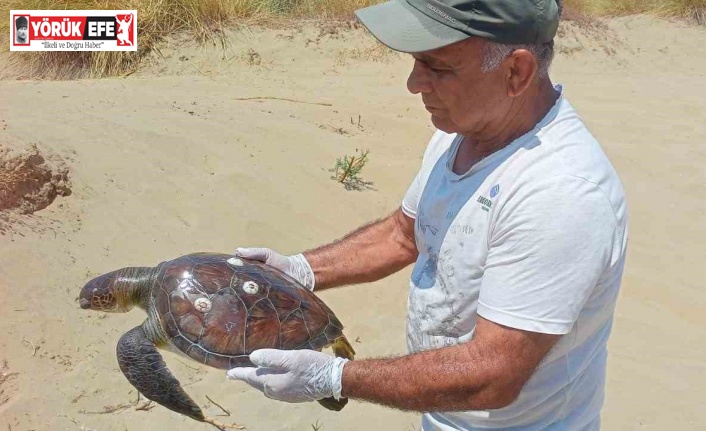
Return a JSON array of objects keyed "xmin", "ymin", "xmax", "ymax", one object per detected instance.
[{"xmin": 1, "ymin": 15, "xmax": 705, "ymax": 431}]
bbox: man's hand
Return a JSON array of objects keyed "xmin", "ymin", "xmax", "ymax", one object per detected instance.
[
  {"xmin": 236, "ymin": 208, "xmax": 416, "ymax": 292},
  {"xmin": 226, "ymin": 349, "xmax": 348, "ymax": 403},
  {"xmin": 235, "ymin": 248, "xmax": 315, "ymax": 290}
]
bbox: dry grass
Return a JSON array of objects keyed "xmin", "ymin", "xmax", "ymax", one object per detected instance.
[
  {"xmin": 1, "ymin": 0, "xmax": 704, "ymax": 79},
  {"xmin": 334, "ymin": 40, "xmax": 399, "ymax": 66},
  {"xmin": 0, "ymin": 0, "xmax": 380, "ymax": 79},
  {"xmin": 564, "ymin": 0, "xmax": 706, "ymax": 24}
]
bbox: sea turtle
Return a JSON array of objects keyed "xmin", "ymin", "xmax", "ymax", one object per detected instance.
[{"xmin": 79, "ymin": 252, "xmax": 355, "ymax": 430}]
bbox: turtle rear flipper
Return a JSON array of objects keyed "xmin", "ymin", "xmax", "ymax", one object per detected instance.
[
  {"xmin": 117, "ymin": 324, "xmax": 244, "ymax": 430},
  {"xmin": 317, "ymin": 335, "xmax": 356, "ymax": 412},
  {"xmin": 317, "ymin": 396, "xmax": 348, "ymax": 411}
]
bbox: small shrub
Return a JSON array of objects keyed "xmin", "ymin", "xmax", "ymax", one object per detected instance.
[{"xmin": 330, "ymin": 149, "xmax": 373, "ymax": 191}]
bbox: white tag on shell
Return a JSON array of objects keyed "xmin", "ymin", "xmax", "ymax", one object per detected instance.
[
  {"xmin": 227, "ymin": 257, "xmax": 244, "ymax": 266},
  {"xmin": 242, "ymin": 281, "xmax": 259, "ymax": 294},
  {"xmin": 194, "ymin": 297, "xmax": 212, "ymax": 313}
]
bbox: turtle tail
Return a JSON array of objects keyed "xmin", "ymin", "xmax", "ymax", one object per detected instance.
[{"xmin": 317, "ymin": 335, "xmax": 356, "ymax": 412}]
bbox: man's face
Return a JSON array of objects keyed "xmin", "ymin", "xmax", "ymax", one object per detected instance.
[
  {"xmin": 407, "ymin": 38, "xmax": 509, "ymax": 136},
  {"xmin": 17, "ymin": 26, "xmax": 28, "ymax": 40}
]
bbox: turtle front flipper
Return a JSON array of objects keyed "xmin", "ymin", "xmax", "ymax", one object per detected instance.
[
  {"xmin": 117, "ymin": 324, "xmax": 244, "ymax": 430},
  {"xmin": 317, "ymin": 335, "xmax": 356, "ymax": 412}
]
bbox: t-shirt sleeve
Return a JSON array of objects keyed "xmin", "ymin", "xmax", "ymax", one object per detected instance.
[
  {"xmin": 402, "ymin": 168, "xmax": 424, "ymax": 219},
  {"xmin": 402, "ymin": 130, "xmax": 450, "ymax": 219},
  {"xmin": 477, "ymin": 175, "xmax": 619, "ymax": 335}
]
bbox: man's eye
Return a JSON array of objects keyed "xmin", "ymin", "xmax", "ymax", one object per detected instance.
[{"xmin": 414, "ymin": 59, "xmax": 451, "ymax": 73}]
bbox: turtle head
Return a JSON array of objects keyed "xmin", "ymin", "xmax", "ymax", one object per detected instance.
[{"xmin": 79, "ymin": 267, "xmax": 152, "ymax": 312}]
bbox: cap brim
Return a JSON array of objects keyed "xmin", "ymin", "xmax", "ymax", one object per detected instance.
[{"xmin": 354, "ymin": 0, "xmax": 470, "ymax": 53}]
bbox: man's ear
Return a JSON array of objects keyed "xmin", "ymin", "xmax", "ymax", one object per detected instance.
[{"xmin": 504, "ymin": 49, "xmax": 538, "ymax": 98}]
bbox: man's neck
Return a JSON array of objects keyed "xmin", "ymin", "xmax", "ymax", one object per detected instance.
[{"xmin": 456, "ymin": 79, "xmax": 560, "ymax": 170}]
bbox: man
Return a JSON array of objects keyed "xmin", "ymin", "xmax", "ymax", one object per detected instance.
[
  {"xmin": 227, "ymin": 0, "xmax": 629, "ymax": 429},
  {"xmin": 15, "ymin": 16, "xmax": 29, "ymax": 44}
]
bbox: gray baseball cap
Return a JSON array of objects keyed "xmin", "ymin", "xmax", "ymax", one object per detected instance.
[{"xmin": 355, "ymin": 0, "xmax": 560, "ymax": 53}]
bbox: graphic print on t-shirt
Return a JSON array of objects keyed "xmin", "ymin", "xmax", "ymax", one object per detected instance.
[{"xmin": 407, "ymin": 149, "xmax": 498, "ymax": 352}]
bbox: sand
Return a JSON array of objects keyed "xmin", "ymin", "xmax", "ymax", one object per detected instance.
[{"xmin": 1, "ymin": 14, "xmax": 705, "ymax": 431}]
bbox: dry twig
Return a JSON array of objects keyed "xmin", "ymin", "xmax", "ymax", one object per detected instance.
[
  {"xmin": 132, "ymin": 392, "xmax": 155, "ymax": 411},
  {"xmin": 135, "ymin": 400, "xmax": 155, "ymax": 411},
  {"xmin": 59, "ymin": 414, "xmax": 79, "ymax": 425},
  {"xmin": 182, "ymin": 377, "xmax": 204, "ymax": 388},
  {"xmin": 175, "ymin": 357, "xmax": 201, "ymax": 371},
  {"xmin": 21, "ymin": 339, "xmax": 37, "ymax": 357},
  {"xmin": 71, "ymin": 390, "xmax": 87, "ymax": 403},
  {"xmin": 206, "ymin": 395, "xmax": 231, "ymax": 416},
  {"xmin": 232, "ymin": 96, "xmax": 332, "ymax": 106},
  {"xmin": 79, "ymin": 402, "xmax": 132, "ymax": 414}
]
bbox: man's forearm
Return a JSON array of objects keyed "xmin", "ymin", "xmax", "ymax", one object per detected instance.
[
  {"xmin": 340, "ymin": 341, "xmax": 511, "ymax": 412},
  {"xmin": 304, "ymin": 209, "xmax": 417, "ymax": 290}
]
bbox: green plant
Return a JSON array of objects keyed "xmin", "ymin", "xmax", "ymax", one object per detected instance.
[{"xmin": 330, "ymin": 148, "xmax": 372, "ymax": 190}]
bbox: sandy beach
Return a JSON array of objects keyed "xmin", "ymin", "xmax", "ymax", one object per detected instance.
[{"xmin": 1, "ymin": 14, "xmax": 705, "ymax": 431}]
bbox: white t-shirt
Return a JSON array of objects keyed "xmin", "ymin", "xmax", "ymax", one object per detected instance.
[{"xmin": 402, "ymin": 85, "xmax": 628, "ymax": 430}]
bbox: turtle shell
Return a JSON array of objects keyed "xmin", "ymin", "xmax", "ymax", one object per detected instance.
[{"xmin": 152, "ymin": 252, "xmax": 345, "ymax": 370}]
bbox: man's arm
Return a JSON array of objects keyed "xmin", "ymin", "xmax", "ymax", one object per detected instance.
[
  {"xmin": 304, "ymin": 207, "xmax": 418, "ymax": 290},
  {"xmin": 341, "ymin": 315, "xmax": 561, "ymax": 411}
]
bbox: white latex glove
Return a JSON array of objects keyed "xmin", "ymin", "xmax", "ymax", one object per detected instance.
[
  {"xmin": 226, "ymin": 349, "xmax": 348, "ymax": 403},
  {"xmin": 234, "ymin": 247, "xmax": 315, "ymax": 290}
]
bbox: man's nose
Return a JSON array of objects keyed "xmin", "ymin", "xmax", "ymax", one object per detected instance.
[{"xmin": 407, "ymin": 60, "xmax": 433, "ymax": 95}]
